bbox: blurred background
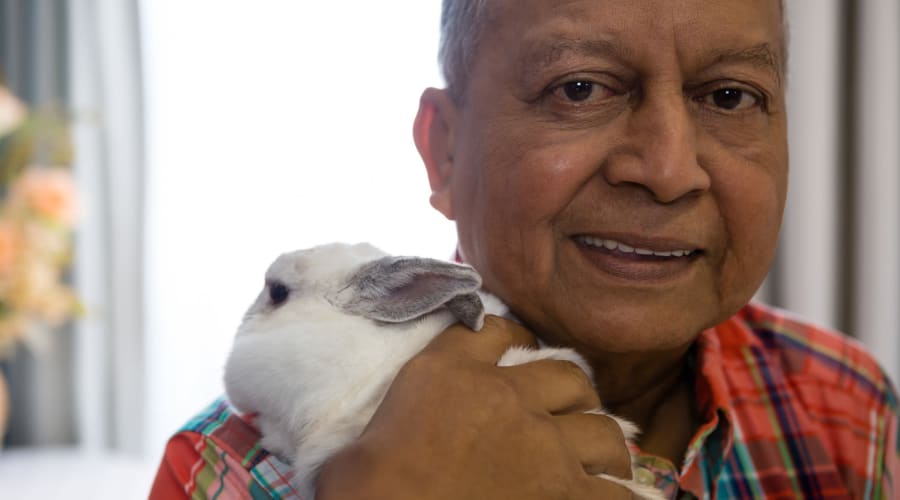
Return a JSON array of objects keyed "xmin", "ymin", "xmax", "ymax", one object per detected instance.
[{"xmin": 0, "ymin": 0, "xmax": 896, "ymax": 498}]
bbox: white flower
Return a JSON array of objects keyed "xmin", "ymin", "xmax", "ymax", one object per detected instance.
[{"xmin": 0, "ymin": 86, "xmax": 26, "ymax": 138}]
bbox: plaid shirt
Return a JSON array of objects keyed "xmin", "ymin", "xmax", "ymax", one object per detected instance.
[{"xmin": 149, "ymin": 303, "xmax": 900, "ymax": 499}]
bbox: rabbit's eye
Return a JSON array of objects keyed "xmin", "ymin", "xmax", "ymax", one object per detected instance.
[{"xmin": 269, "ymin": 282, "xmax": 290, "ymax": 306}]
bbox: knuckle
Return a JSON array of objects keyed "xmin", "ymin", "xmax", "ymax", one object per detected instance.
[
  {"xmin": 483, "ymin": 315, "xmax": 538, "ymax": 347},
  {"xmin": 592, "ymin": 415, "xmax": 634, "ymax": 479},
  {"xmin": 610, "ymin": 447, "xmax": 634, "ymax": 479},
  {"xmin": 560, "ymin": 360, "xmax": 596, "ymax": 394},
  {"xmin": 608, "ymin": 444, "xmax": 634, "ymax": 479},
  {"xmin": 480, "ymin": 313, "xmax": 507, "ymax": 330},
  {"xmin": 486, "ymin": 372, "xmax": 529, "ymax": 409},
  {"xmin": 480, "ymin": 314, "xmax": 511, "ymax": 336}
]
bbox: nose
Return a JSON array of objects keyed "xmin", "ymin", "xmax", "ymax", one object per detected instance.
[{"xmin": 601, "ymin": 90, "xmax": 710, "ymax": 203}]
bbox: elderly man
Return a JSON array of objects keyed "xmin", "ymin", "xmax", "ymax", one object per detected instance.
[{"xmin": 150, "ymin": 0, "xmax": 899, "ymax": 498}]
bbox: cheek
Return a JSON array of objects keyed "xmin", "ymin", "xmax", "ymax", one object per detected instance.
[
  {"xmin": 712, "ymin": 154, "xmax": 787, "ymax": 304},
  {"xmin": 452, "ymin": 122, "xmax": 603, "ymax": 290},
  {"xmin": 471, "ymin": 114, "xmax": 616, "ymax": 220}
]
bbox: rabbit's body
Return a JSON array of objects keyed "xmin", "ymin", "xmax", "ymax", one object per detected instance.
[
  {"xmin": 224, "ymin": 242, "xmax": 664, "ymax": 500},
  {"xmin": 226, "ymin": 288, "xmax": 504, "ymax": 481}
]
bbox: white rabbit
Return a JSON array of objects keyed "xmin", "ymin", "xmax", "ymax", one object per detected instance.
[{"xmin": 223, "ymin": 242, "xmax": 665, "ymax": 500}]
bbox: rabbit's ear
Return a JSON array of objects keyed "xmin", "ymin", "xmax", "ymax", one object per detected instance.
[{"xmin": 328, "ymin": 256, "xmax": 487, "ymax": 330}]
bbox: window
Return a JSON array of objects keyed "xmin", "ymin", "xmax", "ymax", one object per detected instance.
[{"xmin": 141, "ymin": 1, "xmax": 451, "ymax": 454}]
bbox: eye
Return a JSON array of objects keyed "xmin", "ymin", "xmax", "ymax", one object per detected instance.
[
  {"xmin": 700, "ymin": 87, "xmax": 761, "ymax": 111},
  {"xmin": 268, "ymin": 282, "xmax": 290, "ymax": 306},
  {"xmin": 547, "ymin": 78, "xmax": 618, "ymax": 105},
  {"xmin": 559, "ymin": 81, "xmax": 596, "ymax": 102}
]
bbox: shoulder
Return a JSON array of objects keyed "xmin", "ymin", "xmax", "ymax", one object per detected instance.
[
  {"xmin": 149, "ymin": 397, "xmax": 303, "ymax": 499},
  {"xmin": 179, "ymin": 397, "xmax": 269, "ymax": 463},
  {"xmin": 719, "ymin": 303, "xmax": 898, "ymax": 467},
  {"xmin": 708, "ymin": 304, "xmax": 899, "ymax": 497},
  {"xmin": 732, "ymin": 302, "xmax": 896, "ymax": 408}
]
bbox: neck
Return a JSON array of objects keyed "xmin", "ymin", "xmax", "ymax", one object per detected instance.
[{"xmin": 587, "ymin": 345, "xmax": 699, "ymax": 467}]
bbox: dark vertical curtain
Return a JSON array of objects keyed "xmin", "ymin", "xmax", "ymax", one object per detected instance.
[
  {"xmin": 0, "ymin": 0, "xmax": 75, "ymax": 447},
  {"xmin": 0, "ymin": 0, "xmax": 69, "ymax": 103}
]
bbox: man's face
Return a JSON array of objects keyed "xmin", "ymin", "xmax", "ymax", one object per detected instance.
[{"xmin": 430, "ymin": 0, "xmax": 787, "ymax": 355}]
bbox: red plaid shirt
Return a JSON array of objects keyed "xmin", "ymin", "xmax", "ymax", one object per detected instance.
[{"xmin": 150, "ymin": 303, "xmax": 899, "ymax": 499}]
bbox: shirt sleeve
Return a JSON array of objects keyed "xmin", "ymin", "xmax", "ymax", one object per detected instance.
[
  {"xmin": 880, "ymin": 385, "xmax": 900, "ymax": 499},
  {"xmin": 149, "ymin": 432, "xmax": 205, "ymax": 499},
  {"xmin": 149, "ymin": 430, "xmax": 261, "ymax": 499}
]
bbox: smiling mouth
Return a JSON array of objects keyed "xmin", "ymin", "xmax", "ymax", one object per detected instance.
[
  {"xmin": 572, "ymin": 234, "xmax": 703, "ymax": 281},
  {"xmin": 574, "ymin": 235, "xmax": 701, "ymax": 259}
]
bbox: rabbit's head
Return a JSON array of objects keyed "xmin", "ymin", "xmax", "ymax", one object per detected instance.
[
  {"xmin": 236, "ymin": 242, "xmax": 487, "ymax": 339},
  {"xmin": 224, "ymin": 242, "xmax": 488, "ymax": 420}
]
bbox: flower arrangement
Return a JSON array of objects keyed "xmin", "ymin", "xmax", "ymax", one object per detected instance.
[{"xmin": 0, "ymin": 82, "xmax": 80, "ymax": 359}]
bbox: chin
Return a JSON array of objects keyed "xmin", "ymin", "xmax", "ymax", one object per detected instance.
[{"xmin": 523, "ymin": 297, "xmax": 721, "ymax": 355}]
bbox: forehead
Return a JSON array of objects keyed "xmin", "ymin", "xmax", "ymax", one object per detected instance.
[{"xmin": 484, "ymin": 0, "xmax": 785, "ymax": 74}]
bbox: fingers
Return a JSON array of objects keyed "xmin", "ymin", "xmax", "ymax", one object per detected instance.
[
  {"xmin": 418, "ymin": 315, "xmax": 652, "ymax": 498},
  {"xmin": 499, "ymin": 359, "xmax": 601, "ymax": 413},
  {"xmin": 561, "ymin": 414, "xmax": 668, "ymax": 499},
  {"xmin": 425, "ymin": 317, "xmax": 598, "ymax": 413},
  {"xmin": 555, "ymin": 412, "xmax": 634, "ymax": 479},
  {"xmin": 424, "ymin": 314, "xmax": 538, "ymax": 363}
]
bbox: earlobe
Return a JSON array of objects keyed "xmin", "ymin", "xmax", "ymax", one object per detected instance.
[{"xmin": 413, "ymin": 87, "xmax": 457, "ymax": 220}]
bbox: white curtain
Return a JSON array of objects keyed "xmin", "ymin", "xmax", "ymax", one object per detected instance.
[
  {"xmin": 69, "ymin": 0, "xmax": 146, "ymax": 454},
  {"xmin": 774, "ymin": 0, "xmax": 900, "ymax": 383},
  {"xmin": 852, "ymin": 0, "xmax": 900, "ymax": 384}
]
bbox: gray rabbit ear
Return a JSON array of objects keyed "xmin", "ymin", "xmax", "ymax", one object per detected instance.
[
  {"xmin": 328, "ymin": 256, "xmax": 486, "ymax": 330},
  {"xmin": 444, "ymin": 292, "xmax": 487, "ymax": 331}
]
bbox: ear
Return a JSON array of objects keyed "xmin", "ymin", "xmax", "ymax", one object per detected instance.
[
  {"xmin": 328, "ymin": 256, "xmax": 487, "ymax": 330},
  {"xmin": 413, "ymin": 87, "xmax": 458, "ymax": 220}
]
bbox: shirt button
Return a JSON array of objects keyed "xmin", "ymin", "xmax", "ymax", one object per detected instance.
[{"xmin": 635, "ymin": 466, "xmax": 656, "ymax": 486}]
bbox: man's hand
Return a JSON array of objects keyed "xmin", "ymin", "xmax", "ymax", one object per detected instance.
[{"xmin": 316, "ymin": 316, "xmax": 637, "ymax": 499}]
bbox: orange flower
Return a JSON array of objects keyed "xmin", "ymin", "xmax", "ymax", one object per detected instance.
[
  {"xmin": 0, "ymin": 219, "xmax": 21, "ymax": 275},
  {"xmin": 10, "ymin": 167, "xmax": 78, "ymax": 226}
]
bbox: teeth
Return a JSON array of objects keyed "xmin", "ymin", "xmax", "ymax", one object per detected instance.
[{"xmin": 578, "ymin": 236, "xmax": 694, "ymax": 257}]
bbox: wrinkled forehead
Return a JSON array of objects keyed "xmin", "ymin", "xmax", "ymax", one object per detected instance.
[
  {"xmin": 488, "ymin": 0, "xmax": 784, "ymax": 27},
  {"xmin": 483, "ymin": 0, "xmax": 786, "ymax": 73}
]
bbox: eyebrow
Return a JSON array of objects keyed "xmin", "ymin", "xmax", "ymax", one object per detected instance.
[
  {"xmin": 515, "ymin": 37, "xmax": 628, "ymax": 88},
  {"xmin": 519, "ymin": 37, "xmax": 625, "ymax": 72},
  {"xmin": 517, "ymin": 38, "xmax": 783, "ymax": 85},
  {"xmin": 705, "ymin": 43, "xmax": 784, "ymax": 85}
]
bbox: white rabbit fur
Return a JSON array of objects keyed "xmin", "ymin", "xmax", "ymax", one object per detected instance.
[{"xmin": 223, "ymin": 242, "xmax": 664, "ymax": 500}]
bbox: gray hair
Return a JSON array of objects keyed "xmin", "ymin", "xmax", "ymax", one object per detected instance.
[{"xmin": 439, "ymin": 0, "xmax": 489, "ymax": 103}]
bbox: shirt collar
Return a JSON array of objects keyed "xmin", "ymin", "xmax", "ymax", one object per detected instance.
[{"xmin": 679, "ymin": 306, "xmax": 763, "ymax": 497}]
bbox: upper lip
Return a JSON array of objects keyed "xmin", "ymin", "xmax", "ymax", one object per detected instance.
[{"xmin": 572, "ymin": 232, "xmax": 704, "ymax": 254}]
